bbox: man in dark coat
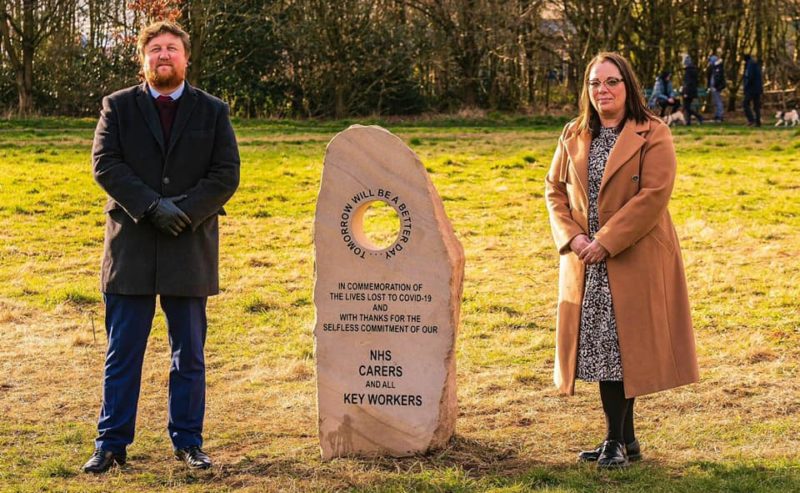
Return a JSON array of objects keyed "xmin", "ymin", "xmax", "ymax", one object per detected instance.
[
  {"xmin": 706, "ymin": 55, "xmax": 726, "ymax": 122},
  {"xmin": 681, "ymin": 55, "xmax": 704, "ymax": 125},
  {"xmin": 82, "ymin": 21, "xmax": 240, "ymax": 473},
  {"xmin": 743, "ymin": 54, "xmax": 763, "ymax": 127}
]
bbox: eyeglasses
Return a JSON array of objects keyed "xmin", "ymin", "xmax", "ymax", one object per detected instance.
[{"xmin": 588, "ymin": 77, "xmax": 624, "ymax": 90}]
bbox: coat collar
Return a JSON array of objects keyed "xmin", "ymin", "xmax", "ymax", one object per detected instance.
[
  {"xmin": 135, "ymin": 81, "xmax": 199, "ymax": 156},
  {"xmin": 135, "ymin": 83, "xmax": 165, "ymax": 151},
  {"xmin": 600, "ymin": 118, "xmax": 649, "ymax": 196},
  {"xmin": 563, "ymin": 118, "xmax": 651, "ymax": 201},
  {"xmin": 563, "ymin": 124, "xmax": 590, "ymax": 199}
]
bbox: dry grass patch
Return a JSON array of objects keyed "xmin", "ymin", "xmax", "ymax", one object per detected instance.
[{"xmin": 0, "ymin": 121, "xmax": 798, "ymax": 491}]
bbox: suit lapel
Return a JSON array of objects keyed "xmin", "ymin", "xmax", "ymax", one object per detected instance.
[
  {"xmin": 135, "ymin": 83, "xmax": 166, "ymax": 153},
  {"xmin": 599, "ymin": 118, "xmax": 650, "ymax": 197},
  {"xmin": 564, "ymin": 128, "xmax": 590, "ymax": 201},
  {"xmin": 167, "ymin": 82, "xmax": 198, "ymax": 156}
]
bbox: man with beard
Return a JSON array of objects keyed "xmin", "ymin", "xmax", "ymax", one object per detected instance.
[{"xmin": 82, "ymin": 21, "xmax": 239, "ymax": 473}]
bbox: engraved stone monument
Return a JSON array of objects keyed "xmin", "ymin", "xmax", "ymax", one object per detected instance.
[{"xmin": 314, "ymin": 125, "xmax": 464, "ymax": 459}]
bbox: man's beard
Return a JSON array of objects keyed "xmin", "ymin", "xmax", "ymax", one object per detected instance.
[{"xmin": 145, "ymin": 64, "xmax": 185, "ymax": 89}]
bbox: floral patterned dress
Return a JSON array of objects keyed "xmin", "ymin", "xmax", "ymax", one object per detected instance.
[{"xmin": 576, "ymin": 126, "xmax": 623, "ymax": 382}]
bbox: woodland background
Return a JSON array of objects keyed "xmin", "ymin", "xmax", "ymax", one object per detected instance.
[
  {"xmin": 2, "ymin": 2, "xmax": 800, "ymax": 492},
  {"xmin": 1, "ymin": 0, "xmax": 800, "ymax": 118}
]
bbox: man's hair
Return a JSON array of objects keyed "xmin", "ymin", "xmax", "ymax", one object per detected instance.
[{"xmin": 137, "ymin": 21, "xmax": 191, "ymax": 61}]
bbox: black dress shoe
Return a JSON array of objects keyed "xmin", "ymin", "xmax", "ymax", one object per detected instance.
[
  {"xmin": 578, "ymin": 439, "xmax": 641, "ymax": 462},
  {"xmin": 175, "ymin": 446, "xmax": 212, "ymax": 470},
  {"xmin": 81, "ymin": 449, "xmax": 126, "ymax": 473},
  {"xmin": 597, "ymin": 439, "xmax": 629, "ymax": 469}
]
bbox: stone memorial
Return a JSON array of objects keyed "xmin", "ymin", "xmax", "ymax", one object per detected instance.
[{"xmin": 313, "ymin": 125, "xmax": 465, "ymax": 459}]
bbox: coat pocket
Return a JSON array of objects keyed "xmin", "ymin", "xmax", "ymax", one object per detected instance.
[{"xmin": 648, "ymin": 222, "xmax": 675, "ymax": 253}]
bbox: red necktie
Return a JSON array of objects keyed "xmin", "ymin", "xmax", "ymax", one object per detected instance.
[{"xmin": 155, "ymin": 95, "xmax": 177, "ymax": 144}]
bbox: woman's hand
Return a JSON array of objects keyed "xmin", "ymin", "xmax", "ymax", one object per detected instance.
[
  {"xmin": 579, "ymin": 240, "xmax": 609, "ymax": 265},
  {"xmin": 569, "ymin": 234, "xmax": 592, "ymax": 255}
]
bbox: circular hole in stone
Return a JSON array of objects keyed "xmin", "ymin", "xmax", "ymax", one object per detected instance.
[{"xmin": 352, "ymin": 199, "xmax": 400, "ymax": 251}]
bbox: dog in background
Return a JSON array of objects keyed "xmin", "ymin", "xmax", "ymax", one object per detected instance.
[
  {"xmin": 775, "ymin": 109, "xmax": 799, "ymax": 126},
  {"xmin": 664, "ymin": 110, "xmax": 686, "ymax": 126}
]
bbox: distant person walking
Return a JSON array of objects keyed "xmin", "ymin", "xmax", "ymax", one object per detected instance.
[
  {"xmin": 648, "ymin": 70, "xmax": 681, "ymax": 117},
  {"xmin": 681, "ymin": 55, "xmax": 704, "ymax": 125},
  {"xmin": 545, "ymin": 51, "xmax": 699, "ymax": 469},
  {"xmin": 743, "ymin": 54, "xmax": 763, "ymax": 127},
  {"xmin": 83, "ymin": 21, "xmax": 240, "ymax": 474},
  {"xmin": 707, "ymin": 55, "xmax": 726, "ymax": 122}
]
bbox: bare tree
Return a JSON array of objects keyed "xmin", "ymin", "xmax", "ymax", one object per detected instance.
[
  {"xmin": 0, "ymin": 0, "xmax": 71, "ymax": 114},
  {"xmin": 1, "ymin": 0, "xmax": 798, "ymax": 117}
]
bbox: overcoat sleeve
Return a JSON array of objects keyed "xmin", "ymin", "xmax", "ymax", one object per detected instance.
[
  {"xmin": 545, "ymin": 123, "xmax": 585, "ymax": 254},
  {"xmin": 177, "ymin": 102, "xmax": 241, "ymax": 230},
  {"xmin": 92, "ymin": 96, "xmax": 161, "ymax": 221},
  {"xmin": 594, "ymin": 122, "xmax": 676, "ymax": 257}
]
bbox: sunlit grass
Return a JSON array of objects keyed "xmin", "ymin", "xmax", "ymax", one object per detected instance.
[{"xmin": 0, "ymin": 119, "xmax": 798, "ymax": 491}]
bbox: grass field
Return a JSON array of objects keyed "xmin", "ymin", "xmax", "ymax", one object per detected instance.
[{"xmin": 0, "ymin": 117, "xmax": 798, "ymax": 492}]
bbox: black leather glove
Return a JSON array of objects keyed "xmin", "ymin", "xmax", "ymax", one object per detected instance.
[{"xmin": 147, "ymin": 195, "xmax": 191, "ymax": 236}]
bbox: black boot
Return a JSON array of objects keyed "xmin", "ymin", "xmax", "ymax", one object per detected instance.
[
  {"xmin": 578, "ymin": 438, "xmax": 641, "ymax": 462},
  {"xmin": 597, "ymin": 439, "xmax": 629, "ymax": 469}
]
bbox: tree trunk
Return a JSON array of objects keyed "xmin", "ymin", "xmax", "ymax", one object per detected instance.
[
  {"xmin": 17, "ymin": 43, "xmax": 33, "ymax": 116},
  {"xmin": 19, "ymin": 0, "xmax": 35, "ymax": 115},
  {"xmin": 335, "ymin": 83, "xmax": 346, "ymax": 119},
  {"xmin": 15, "ymin": 68, "xmax": 32, "ymax": 116},
  {"xmin": 185, "ymin": 0, "xmax": 210, "ymax": 86}
]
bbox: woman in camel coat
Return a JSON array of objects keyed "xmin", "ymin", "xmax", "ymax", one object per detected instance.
[{"xmin": 545, "ymin": 52, "xmax": 699, "ymax": 468}]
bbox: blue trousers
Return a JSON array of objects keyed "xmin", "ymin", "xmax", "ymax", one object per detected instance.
[{"xmin": 95, "ymin": 294, "xmax": 207, "ymax": 453}]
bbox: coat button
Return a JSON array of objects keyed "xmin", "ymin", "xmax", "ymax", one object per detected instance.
[
  {"xmin": 632, "ymin": 175, "xmax": 639, "ymax": 182},
  {"xmin": 163, "ymin": 177, "xmax": 170, "ymax": 184}
]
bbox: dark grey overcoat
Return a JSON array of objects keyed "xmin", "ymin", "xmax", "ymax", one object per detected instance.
[{"xmin": 92, "ymin": 82, "xmax": 240, "ymax": 296}]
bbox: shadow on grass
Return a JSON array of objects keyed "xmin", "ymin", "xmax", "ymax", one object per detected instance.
[
  {"xmin": 209, "ymin": 434, "xmax": 531, "ymax": 484},
  {"xmin": 212, "ymin": 434, "xmax": 800, "ymax": 492},
  {"xmin": 365, "ymin": 457, "xmax": 800, "ymax": 493}
]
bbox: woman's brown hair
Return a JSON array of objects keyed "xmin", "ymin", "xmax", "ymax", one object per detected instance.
[{"xmin": 574, "ymin": 52, "xmax": 653, "ymax": 138}]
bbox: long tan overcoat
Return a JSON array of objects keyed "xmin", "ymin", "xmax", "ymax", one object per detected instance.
[{"xmin": 545, "ymin": 117, "xmax": 699, "ymax": 398}]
